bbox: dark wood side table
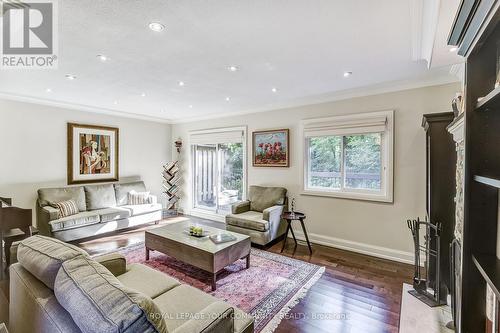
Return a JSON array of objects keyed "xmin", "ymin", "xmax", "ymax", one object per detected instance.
[
  {"xmin": 281, "ymin": 211, "xmax": 312, "ymax": 254},
  {"xmin": 0, "ymin": 199, "xmax": 33, "ymax": 279}
]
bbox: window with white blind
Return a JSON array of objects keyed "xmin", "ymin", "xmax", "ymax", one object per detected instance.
[
  {"xmin": 190, "ymin": 127, "xmax": 247, "ymax": 215},
  {"xmin": 302, "ymin": 110, "xmax": 394, "ymax": 202}
]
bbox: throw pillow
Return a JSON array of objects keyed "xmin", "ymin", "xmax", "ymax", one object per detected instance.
[
  {"xmin": 17, "ymin": 235, "xmax": 89, "ymax": 290},
  {"xmin": 55, "ymin": 255, "xmax": 168, "ymax": 333},
  {"xmin": 51, "ymin": 200, "xmax": 79, "ymax": 218},
  {"xmin": 128, "ymin": 190, "xmax": 151, "ymax": 205}
]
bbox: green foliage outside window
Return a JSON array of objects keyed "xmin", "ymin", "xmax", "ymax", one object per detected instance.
[{"xmin": 309, "ymin": 134, "xmax": 381, "ymax": 190}]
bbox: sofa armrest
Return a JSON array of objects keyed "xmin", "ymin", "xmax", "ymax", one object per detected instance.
[
  {"xmin": 148, "ymin": 194, "xmax": 158, "ymax": 204},
  {"xmin": 41, "ymin": 205, "xmax": 59, "ymax": 220},
  {"xmin": 172, "ymin": 302, "xmax": 234, "ymax": 333},
  {"xmin": 263, "ymin": 205, "xmax": 284, "ymax": 222},
  {"xmin": 36, "ymin": 201, "xmax": 58, "ymax": 236},
  {"xmin": 93, "ymin": 253, "xmax": 127, "ymax": 276},
  {"xmin": 231, "ymin": 201, "xmax": 250, "ymax": 214}
]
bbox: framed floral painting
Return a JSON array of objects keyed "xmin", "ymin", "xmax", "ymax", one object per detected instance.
[
  {"xmin": 252, "ymin": 129, "xmax": 289, "ymax": 167},
  {"xmin": 67, "ymin": 123, "xmax": 119, "ymax": 184}
]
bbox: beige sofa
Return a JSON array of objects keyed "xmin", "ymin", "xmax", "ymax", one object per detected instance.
[
  {"xmin": 37, "ymin": 181, "xmax": 162, "ymax": 242},
  {"xmin": 226, "ymin": 186, "xmax": 287, "ymax": 246},
  {"xmin": 9, "ymin": 236, "xmax": 254, "ymax": 333}
]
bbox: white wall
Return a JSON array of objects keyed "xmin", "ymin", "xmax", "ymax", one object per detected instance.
[
  {"xmin": 171, "ymin": 83, "xmax": 460, "ymax": 263},
  {"xmin": 0, "ymin": 99, "xmax": 172, "ymax": 225}
]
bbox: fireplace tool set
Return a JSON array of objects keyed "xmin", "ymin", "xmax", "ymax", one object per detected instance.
[{"xmin": 407, "ymin": 217, "xmax": 447, "ymax": 307}]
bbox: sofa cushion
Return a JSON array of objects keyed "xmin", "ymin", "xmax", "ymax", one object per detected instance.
[
  {"xmin": 154, "ymin": 284, "xmax": 253, "ymax": 333},
  {"xmin": 38, "ymin": 186, "xmax": 86, "ymax": 211},
  {"xmin": 49, "ymin": 211, "xmax": 101, "ymax": 232},
  {"xmin": 54, "ymin": 255, "xmax": 168, "ymax": 333},
  {"xmin": 226, "ymin": 211, "xmax": 269, "ymax": 232},
  {"xmin": 51, "ymin": 199, "xmax": 79, "ymax": 218},
  {"xmin": 118, "ymin": 263, "xmax": 180, "ymax": 298},
  {"xmin": 114, "ymin": 181, "xmax": 147, "ymax": 206},
  {"xmin": 17, "ymin": 235, "xmax": 88, "ymax": 290},
  {"xmin": 84, "ymin": 184, "xmax": 117, "ymax": 210},
  {"xmin": 122, "ymin": 203, "xmax": 162, "ymax": 216},
  {"xmin": 248, "ymin": 186, "xmax": 287, "ymax": 212},
  {"xmin": 96, "ymin": 207, "xmax": 131, "ymax": 223}
]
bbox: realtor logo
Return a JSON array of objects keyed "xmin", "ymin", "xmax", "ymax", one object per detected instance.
[{"xmin": 1, "ymin": 0, "xmax": 58, "ymax": 68}]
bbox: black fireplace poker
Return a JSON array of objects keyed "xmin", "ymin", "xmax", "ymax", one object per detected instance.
[{"xmin": 407, "ymin": 217, "xmax": 447, "ymax": 307}]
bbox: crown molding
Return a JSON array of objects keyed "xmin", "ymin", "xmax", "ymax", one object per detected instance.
[
  {"xmin": 170, "ymin": 74, "xmax": 460, "ymax": 124},
  {"xmin": 410, "ymin": 0, "xmax": 441, "ymax": 68},
  {"xmin": 0, "ymin": 92, "xmax": 173, "ymax": 124},
  {"xmin": 0, "ymin": 73, "xmax": 460, "ymax": 126}
]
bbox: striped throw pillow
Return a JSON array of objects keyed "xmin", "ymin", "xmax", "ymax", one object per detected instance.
[
  {"xmin": 52, "ymin": 200, "xmax": 79, "ymax": 218},
  {"xmin": 127, "ymin": 190, "xmax": 151, "ymax": 205}
]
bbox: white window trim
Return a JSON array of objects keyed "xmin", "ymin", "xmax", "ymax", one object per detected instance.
[
  {"xmin": 301, "ymin": 110, "xmax": 394, "ymax": 203},
  {"xmin": 188, "ymin": 126, "xmax": 248, "ymax": 217}
]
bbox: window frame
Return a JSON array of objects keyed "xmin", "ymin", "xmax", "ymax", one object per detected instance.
[
  {"xmin": 188, "ymin": 126, "xmax": 248, "ymax": 217},
  {"xmin": 301, "ymin": 110, "xmax": 394, "ymax": 203}
]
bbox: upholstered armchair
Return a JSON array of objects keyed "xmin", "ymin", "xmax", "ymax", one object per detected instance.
[{"xmin": 226, "ymin": 186, "xmax": 287, "ymax": 246}]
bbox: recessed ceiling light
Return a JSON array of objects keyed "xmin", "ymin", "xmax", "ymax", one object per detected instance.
[
  {"xmin": 46, "ymin": 88, "xmax": 52, "ymax": 93},
  {"xmin": 141, "ymin": 92, "xmax": 146, "ymax": 97},
  {"xmin": 225, "ymin": 97, "xmax": 231, "ymax": 102},
  {"xmin": 65, "ymin": 74, "xmax": 77, "ymax": 80},
  {"xmin": 188, "ymin": 105, "xmax": 193, "ymax": 108},
  {"xmin": 227, "ymin": 66, "xmax": 239, "ymax": 72},
  {"xmin": 271, "ymin": 87, "xmax": 278, "ymax": 93},
  {"xmin": 449, "ymin": 47, "xmax": 458, "ymax": 52},
  {"xmin": 113, "ymin": 101, "xmax": 118, "ymax": 105},
  {"xmin": 96, "ymin": 54, "xmax": 108, "ymax": 62},
  {"xmin": 149, "ymin": 22, "xmax": 165, "ymax": 32},
  {"xmin": 178, "ymin": 81, "xmax": 185, "ymax": 86},
  {"xmin": 343, "ymin": 71, "xmax": 352, "ymax": 77}
]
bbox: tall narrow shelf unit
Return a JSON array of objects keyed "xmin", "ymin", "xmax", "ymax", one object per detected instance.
[
  {"xmin": 449, "ymin": 2, "xmax": 500, "ymax": 332},
  {"xmin": 163, "ymin": 161, "xmax": 180, "ymax": 214}
]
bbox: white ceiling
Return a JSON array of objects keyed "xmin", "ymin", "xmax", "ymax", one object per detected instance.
[{"xmin": 0, "ymin": 0, "xmax": 463, "ymax": 123}]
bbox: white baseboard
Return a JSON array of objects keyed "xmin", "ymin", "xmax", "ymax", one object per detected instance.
[
  {"xmin": 290, "ymin": 230, "xmax": 414, "ymax": 265},
  {"xmin": 182, "ymin": 209, "xmax": 414, "ymax": 265},
  {"xmin": 186, "ymin": 208, "xmax": 226, "ymax": 223}
]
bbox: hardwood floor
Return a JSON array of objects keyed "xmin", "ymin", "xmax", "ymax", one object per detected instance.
[{"xmin": 76, "ymin": 215, "xmax": 413, "ymax": 333}]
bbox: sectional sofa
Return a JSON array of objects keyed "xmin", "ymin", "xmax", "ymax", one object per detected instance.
[
  {"xmin": 36, "ymin": 181, "xmax": 162, "ymax": 241},
  {"xmin": 9, "ymin": 235, "xmax": 254, "ymax": 333}
]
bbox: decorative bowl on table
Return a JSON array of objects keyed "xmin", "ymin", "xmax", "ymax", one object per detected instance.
[{"xmin": 186, "ymin": 226, "xmax": 210, "ymax": 238}]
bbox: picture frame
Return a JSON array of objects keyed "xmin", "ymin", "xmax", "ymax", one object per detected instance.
[
  {"xmin": 67, "ymin": 123, "xmax": 119, "ymax": 184},
  {"xmin": 252, "ymin": 129, "xmax": 289, "ymax": 167}
]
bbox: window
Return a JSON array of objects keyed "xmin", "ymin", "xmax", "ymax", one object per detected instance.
[
  {"xmin": 303, "ymin": 110, "xmax": 393, "ymax": 202},
  {"xmin": 190, "ymin": 128, "xmax": 246, "ymax": 215}
]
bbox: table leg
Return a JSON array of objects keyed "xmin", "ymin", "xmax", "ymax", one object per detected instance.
[
  {"xmin": 145, "ymin": 247, "xmax": 150, "ymax": 261},
  {"xmin": 289, "ymin": 222, "xmax": 298, "ymax": 245},
  {"xmin": 212, "ymin": 272, "xmax": 217, "ymax": 291},
  {"xmin": 299, "ymin": 218, "xmax": 313, "ymax": 254},
  {"xmin": 281, "ymin": 220, "xmax": 291, "ymax": 253},
  {"xmin": 0, "ymin": 232, "xmax": 4, "ymax": 280},
  {"xmin": 246, "ymin": 254, "xmax": 250, "ymax": 269},
  {"xmin": 4, "ymin": 240, "xmax": 11, "ymax": 271}
]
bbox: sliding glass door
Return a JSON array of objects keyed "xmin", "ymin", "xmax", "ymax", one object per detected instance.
[
  {"xmin": 191, "ymin": 128, "xmax": 245, "ymax": 215},
  {"xmin": 217, "ymin": 143, "xmax": 244, "ymax": 213},
  {"xmin": 194, "ymin": 144, "xmax": 218, "ymax": 210}
]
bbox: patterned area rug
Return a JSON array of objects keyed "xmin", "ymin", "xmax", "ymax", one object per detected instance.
[{"xmin": 113, "ymin": 243, "xmax": 324, "ymax": 332}]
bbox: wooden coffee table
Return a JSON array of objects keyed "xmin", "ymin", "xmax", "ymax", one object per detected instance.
[{"xmin": 145, "ymin": 221, "xmax": 251, "ymax": 291}]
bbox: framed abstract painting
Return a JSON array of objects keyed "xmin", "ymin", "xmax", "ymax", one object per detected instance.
[
  {"xmin": 67, "ymin": 123, "xmax": 119, "ymax": 184},
  {"xmin": 252, "ymin": 129, "xmax": 289, "ymax": 167}
]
